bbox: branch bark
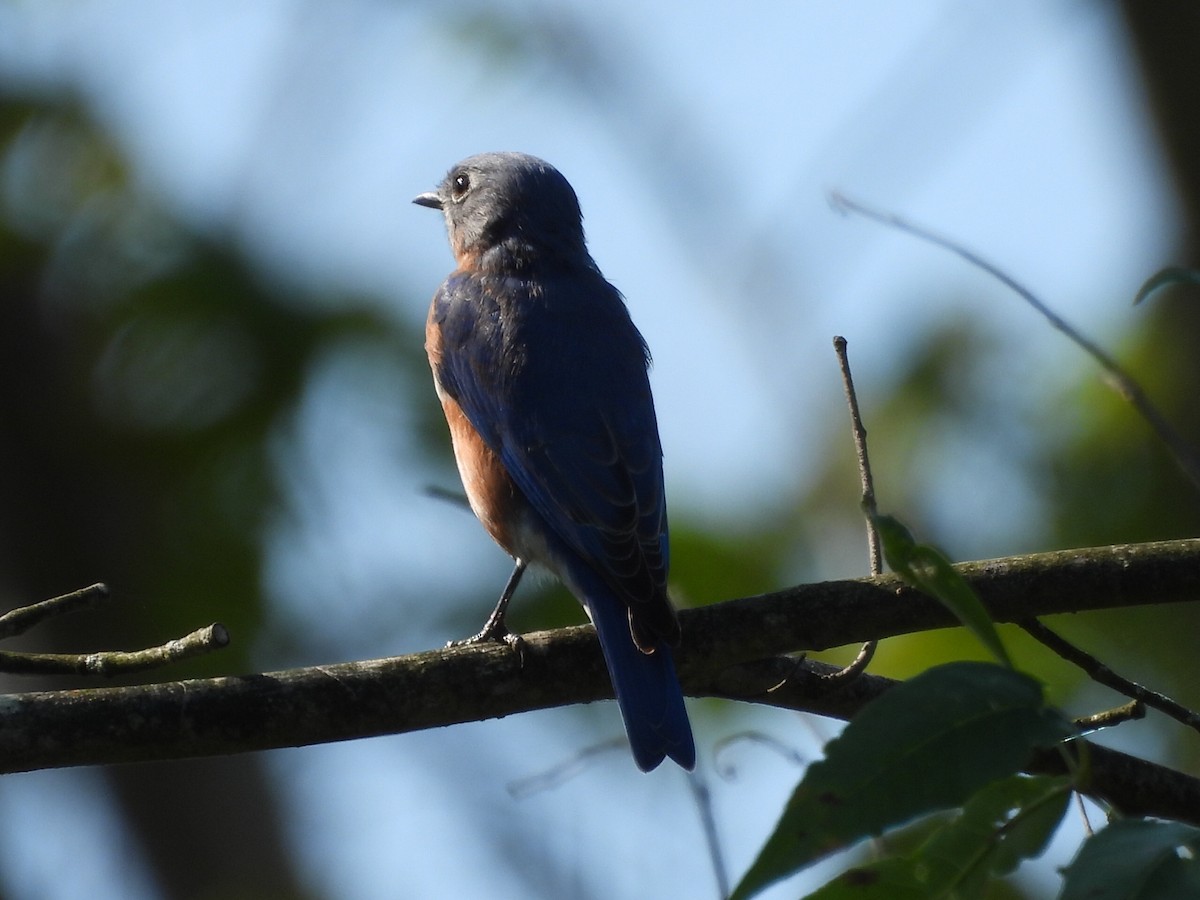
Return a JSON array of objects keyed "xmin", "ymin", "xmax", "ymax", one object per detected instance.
[{"xmin": 0, "ymin": 538, "xmax": 1197, "ymax": 820}]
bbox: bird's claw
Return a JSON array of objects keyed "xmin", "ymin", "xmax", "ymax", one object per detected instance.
[{"xmin": 447, "ymin": 623, "xmax": 527, "ymax": 667}]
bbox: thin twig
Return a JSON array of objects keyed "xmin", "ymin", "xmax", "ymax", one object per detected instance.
[
  {"xmin": 686, "ymin": 770, "xmax": 731, "ymax": 900},
  {"xmin": 829, "ymin": 640, "xmax": 876, "ymax": 682},
  {"xmin": 834, "ymin": 336, "xmax": 881, "ymax": 572},
  {"xmin": 0, "ymin": 583, "xmax": 110, "ymax": 640},
  {"xmin": 1074, "ymin": 700, "xmax": 1145, "ymax": 734},
  {"xmin": 0, "ymin": 623, "xmax": 229, "ymax": 677},
  {"xmin": 823, "ymin": 336, "xmax": 878, "ymax": 683},
  {"xmin": 0, "ymin": 585, "xmax": 228, "ymax": 677},
  {"xmin": 830, "ymin": 191, "xmax": 1200, "ymax": 490},
  {"xmin": 712, "ymin": 730, "xmax": 808, "ymax": 778},
  {"xmin": 505, "ymin": 737, "xmax": 627, "ymax": 799},
  {"xmin": 1019, "ymin": 618, "xmax": 1200, "ymax": 735},
  {"xmin": 502, "ymin": 730, "xmax": 735, "ymax": 895},
  {"xmin": 507, "ymin": 729, "xmax": 733, "ymax": 896},
  {"xmin": 1074, "ymin": 790, "xmax": 1094, "ymax": 837}
]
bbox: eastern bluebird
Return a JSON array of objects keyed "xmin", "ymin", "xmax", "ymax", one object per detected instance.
[{"xmin": 414, "ymin": 152, "xmax": 695, "ymax": 771}]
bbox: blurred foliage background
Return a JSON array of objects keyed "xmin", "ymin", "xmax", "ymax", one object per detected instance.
[{"xmin": 0, "ymin": 3, "xmax": 1198, "ymax": 899}]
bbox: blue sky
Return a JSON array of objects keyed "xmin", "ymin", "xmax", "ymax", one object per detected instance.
[{"xmin": 0, "ymin": 2, "xmax": 1177, "ymax": 898}]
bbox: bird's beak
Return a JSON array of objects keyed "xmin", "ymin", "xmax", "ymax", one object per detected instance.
[{"xmin": 412, "ymin": 192, "xmax": 443, "ymax": 210}]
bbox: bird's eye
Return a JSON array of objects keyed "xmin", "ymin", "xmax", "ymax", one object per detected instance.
[{"xmin": 451, "ymin": 172, "xmax": 470, "ymax": 199}]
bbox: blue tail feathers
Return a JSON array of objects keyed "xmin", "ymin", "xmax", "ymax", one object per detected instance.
[{"xmin": 585, "ymin": 585, "xmax": 696, "ymax": 772}]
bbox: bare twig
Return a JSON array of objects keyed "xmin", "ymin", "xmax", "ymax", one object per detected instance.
[
  {"xmin": 1019, "ymin": 617, "xmax": 1200, "ymax": 734},
  {"xmin": 1074, "ymin": 790, "xmax": 1094, "ymax": 837},
  {"xmin": 834, "ymin": 336, "xmax": 882, "ymax": 572},
  {"xmin": 829, "ymin": 191, "xmax": 1200, "ymax": 490},
  {"xmin": 505, "ymin": 737, "xmax": 627, "ymax": 799},
  {"xmin": 0, "ymin": 585, "xmax": 229, "ymax": 677},
  {"xmin": 712, "ymin": 731, "xmax": 808, "ymax": 776},
  {"xmin": 504, "ymin": 711, "xmax": 734, "ymax": 895},
  {"xmin": 0, "ymin": 623, "xmax": 230, "ymax": 676},
  {"xmin": 827, "ymin": 640, "xmax": 876, "ymax": 683},
  {"xmin": 823, "ymin": 336, "xmax": 878, "ymax": 683},
  {"xmin": 1074, "ymin": 700, "xmax": 1145, "ymax": 734},
  {"xmin": 0, "ymin": 583, "xmax": 111, "ymax": 640},
  {"xmin": 687, "ymin": 770, "xmax": 731, "ymax": 900}
]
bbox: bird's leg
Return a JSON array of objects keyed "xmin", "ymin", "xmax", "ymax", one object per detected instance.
[{"xmin": 448, "ymin": 559, "xmax": 528, "ymax": 659}]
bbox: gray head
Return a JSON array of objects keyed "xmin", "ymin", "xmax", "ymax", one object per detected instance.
[{"xmin": 413, "ymin": 152, "xmax": 588, "ymax": 267}]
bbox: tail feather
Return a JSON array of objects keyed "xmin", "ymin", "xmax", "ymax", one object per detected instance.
[{"xmin": 585, "ymin": 584, "xmax": 695, "ymax": 772}]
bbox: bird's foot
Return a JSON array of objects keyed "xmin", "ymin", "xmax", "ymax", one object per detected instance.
[
  {"xmin": 447, "ymin": 621, "xmax": 527, "ymax": 666},
  {"xmin": 446, "ymin": 559, "xmax": 528, "ymax": 663}
]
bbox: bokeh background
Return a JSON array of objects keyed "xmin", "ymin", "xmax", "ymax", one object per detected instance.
[{"xmin": 1, "ymin": 2, "xmax": 1198, "ymax": 898}]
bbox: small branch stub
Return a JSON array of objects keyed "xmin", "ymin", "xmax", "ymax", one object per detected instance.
[
  {"xmin": 0, "ymin": 585, "xmax": 229, "ymax": 677},
  {"xmin": 0, "ymin": 583, "xmax": 111, "ymax": 640}
]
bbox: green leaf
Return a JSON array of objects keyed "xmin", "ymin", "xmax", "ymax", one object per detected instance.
[
  {"xmin": 875, "ymin": 514, "xmax": 1013, "ymax": 668},
  {"xmin": 963, "ymin": 775, "xmax": 1071, "ymax": 877},
  {"xmin": 915, "ymin": 773, "xmax": 1071, "ymax": 894},
  {"xmin": 1061, "ymin": 819, "xmax": 1200, "ymax": 900},
  {"xmin": 807, "ymin": 774, "xmax": 1072, "ymax": 899},
  {"xmin": 807, "ymin": 857, "xmax": 929, "ymax": 900},
  {"xmin": 730, "ymin": 663, "xmax": 1074, "ymax": 900},
  {"xmin": 1132, "ymin": 266, "xmax": 1200, "ymax": 306}
]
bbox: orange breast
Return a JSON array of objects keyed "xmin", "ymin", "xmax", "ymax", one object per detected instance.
[
  {"xmin": 426, "ymin": 290, "xmax": 531, "ymax": 561},
  {"xmin": 438, "ymin": 390, "xmax": 523, "ymax": 556}
]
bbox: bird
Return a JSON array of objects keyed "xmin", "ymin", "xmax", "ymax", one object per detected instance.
[{"xmin": 414, "ymin": 152, "xmax": 695, "ymax": 771}]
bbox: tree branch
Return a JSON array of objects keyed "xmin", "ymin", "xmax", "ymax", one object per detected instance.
[
  {"xmin": 0, "ymin": 538, "xmax": 1195, "ymax": 822},
  {"xmin": 697, "ymin": 656, "xmax": 1200, "ymax": 826},
  {"xmin": 678, "ymin": 537, "xmax": 1200, "ymax": 663}
]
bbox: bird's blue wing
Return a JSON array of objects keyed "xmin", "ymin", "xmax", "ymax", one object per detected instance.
[
  {"xmin": 433, "ymin": 269, "xmax": 693, "ymax": 770},
  {"xmin": 432, "ymin": 270, "xmax": 674, "ymax": 642}
]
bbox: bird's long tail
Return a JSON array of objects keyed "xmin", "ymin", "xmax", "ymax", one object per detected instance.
[{"xmin": 582, "ymin": 575, "xmax": 695, "ymax": 772}]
